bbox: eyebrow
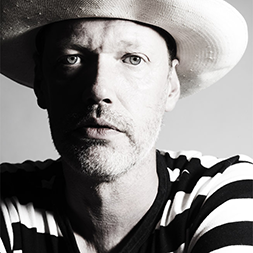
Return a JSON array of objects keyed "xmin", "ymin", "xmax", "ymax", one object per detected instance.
[
  {"xmin": 118, "ymin": 40, "xmax": 136, "ymax": 48},
  {"xmin": 55, "ymin": 41, "xmax": 94, "ymax": 55},
  {"xmin": 56, "ymin": 39, "xmax": 142, "ymax": 54},
  {"xmin": 115, "ymin": 41, "xmax": 146, "ymax": 55}
]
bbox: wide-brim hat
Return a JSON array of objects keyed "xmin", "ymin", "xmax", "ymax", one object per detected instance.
[{"xmin": 0, "ymin": 0, "xmax": 248, "ymax": 98}]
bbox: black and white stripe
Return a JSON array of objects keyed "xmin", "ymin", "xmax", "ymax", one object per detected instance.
[{"xmin": 1, "ymin": 150, "xmax": 252, "ymax": 252}]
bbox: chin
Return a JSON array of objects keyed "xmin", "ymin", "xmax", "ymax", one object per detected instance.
[
  {"xmin": 50, "ymin": 112, "xmax": 163, "ymax": 182},
  {"xmin": 55, "ymin": 138, "xmax": 141, "ymax": 182}
]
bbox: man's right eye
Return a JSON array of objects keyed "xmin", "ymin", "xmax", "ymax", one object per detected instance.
[
  {"xmin": 65, "ymin": 55, "xmax": 81, "ymax": 65},
  {"xmin": 59, "ymin": 55, "xmax": 82, "ymax": 65}
]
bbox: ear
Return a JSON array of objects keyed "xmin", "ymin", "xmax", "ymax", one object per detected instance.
[
  {"xmin": 33, "ymin": 53, "xmax": 47, "ymax": 109},
  {"xmin": 165, "ymin": 59, "xmax": 180, "ymax": 112}
]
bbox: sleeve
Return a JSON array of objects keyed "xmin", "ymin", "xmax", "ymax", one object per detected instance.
[{"xmin": 188, "ymin": 159, "xmax": 253, "ymax": 253}]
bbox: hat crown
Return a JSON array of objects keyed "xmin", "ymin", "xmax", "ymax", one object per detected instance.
[{"xmin": 0, "ymin": 0, "xmax": 248, "ymax": 97}]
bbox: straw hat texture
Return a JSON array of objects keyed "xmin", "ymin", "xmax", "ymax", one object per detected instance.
[{"xmin": 0, "ymin": 0, "xmax": 248, "ymax": 98}]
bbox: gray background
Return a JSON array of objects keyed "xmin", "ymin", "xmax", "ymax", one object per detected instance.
[{"xmin": 0, "ymin": 0, "xmax": 252, "ymax": 163}]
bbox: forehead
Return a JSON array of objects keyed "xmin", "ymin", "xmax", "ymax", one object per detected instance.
[{"xmin": 44, "ymin": 19, "xmax": 168, "ymax": 51}]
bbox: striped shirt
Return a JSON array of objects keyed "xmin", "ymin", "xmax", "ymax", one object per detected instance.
[{"xmin": 1, "ymin": 150, "xmax": 253, "ymax": 252}]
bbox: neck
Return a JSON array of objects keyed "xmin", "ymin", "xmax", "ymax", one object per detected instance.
[{"xmin": 62, "ymin": 149, "xmax": 158, "ymax": 252}]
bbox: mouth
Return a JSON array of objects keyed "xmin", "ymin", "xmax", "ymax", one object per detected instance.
[{"xmin": 73, "ymin": 118, "xmax": 123, "ymax": 139}]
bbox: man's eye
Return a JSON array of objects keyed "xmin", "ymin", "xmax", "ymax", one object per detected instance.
[
  {"xmin": 62, "ymin": 55, "xmax": 81, "ymax": 65},
  {"xmin": 123, "ymin": 55, "xmax": 143, "ymax": 65}
]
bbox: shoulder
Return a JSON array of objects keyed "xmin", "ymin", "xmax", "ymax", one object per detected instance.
[
  {"xmin": 0, "ymin": 159, "xmax": 64, "ymax": 251},
  {"xmin": 158, "ymin": 149, "xmax": 253, "ymax": 182},
  {"xmin": 0, "ymin": 159, "xmax": 62, "ymax": 201},
  {"xmin": 157, "ymin": 150, "xmax": 253, "ymax": 251},
  {"xmin": 0, "ymin": 158, "xmax": 61, "ymax": 173},
  {"xmin": 158, "ymin": 149, "xmax": 253, "ymax": 206}
]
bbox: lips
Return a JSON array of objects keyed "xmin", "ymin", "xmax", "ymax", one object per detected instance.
[
  {"xmin": 80, "ymin": 118, "xmax": 120, "ymax": 131},
  {"xmin": 73, "ymin": 118, "xmax": 122, "ymax": 139}
]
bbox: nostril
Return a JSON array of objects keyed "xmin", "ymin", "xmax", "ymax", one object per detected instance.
[
  {"xmin": 85, "ymin": 97, "xmax": 112, "ymax": 107},
  {"xmin": 103, "ymin": 98, "xmax": 112, "ymax": 104}
]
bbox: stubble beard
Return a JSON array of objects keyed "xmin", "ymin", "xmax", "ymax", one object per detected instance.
[{"xmin": 49, "ymin": 103, "xmax": 165, "ymax": 182}]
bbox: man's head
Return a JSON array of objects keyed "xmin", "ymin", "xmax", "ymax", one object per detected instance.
[
  {"xmin": 34, "ymin": 19, "xmax": 180, "ymax": 181},
  {"xmin": 0, "ymin": 0, "xmax": 248, "ymax": 177}
]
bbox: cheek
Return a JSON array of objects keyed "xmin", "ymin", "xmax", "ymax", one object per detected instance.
[
  {"xmin": 122, "ymin": 64, "xmax": 168, "ymax": 91},
  {"xmin": 42, "ymin": 68, "xmax": 89, "ymax": 118},
  {"xmin": 124, "ymin": 84, "xmax": 167, "ymax": 133},
  {"xmin": 42, "ymin": 62, "xmax": 86, "ymax": 114},
  {"xmin": 117, "ymin": 64, "xmax": 169, "ymax": 118},
  {"xmin": 43, "ymin": 85, "xmax": 82, "ymax": 128},
  {"xmin": 130, "ymin": 72, "xmax": 168, "ymax": 110}
]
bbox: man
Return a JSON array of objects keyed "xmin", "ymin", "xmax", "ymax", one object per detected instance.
[{"xmin": 1, "ymin": 0, "xmax": 252, "ymax": 252}]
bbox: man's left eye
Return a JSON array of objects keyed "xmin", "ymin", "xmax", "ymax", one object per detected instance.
[{"xmin": 123, "ymin": 55, "xmax": 143, "ymax": 65}]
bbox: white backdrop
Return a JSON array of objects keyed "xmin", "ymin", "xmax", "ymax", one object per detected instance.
[{"xmin": 0, "ymin": 0, "xmax": 252, "ymax": 163}]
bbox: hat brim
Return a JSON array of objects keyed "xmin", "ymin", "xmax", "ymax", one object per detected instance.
[{"xmin": 0, "ymin": 0, "xmax": 248, "ymax": 98}]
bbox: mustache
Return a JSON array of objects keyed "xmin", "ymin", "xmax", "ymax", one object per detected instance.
[{"xmin": 55, "ymin": 104, "xmax": 135, "ymax": 138}]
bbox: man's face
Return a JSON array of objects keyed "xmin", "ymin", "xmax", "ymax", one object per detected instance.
[{"xmin": 37, "ymin": 19, "xmax": 179, "ymax": 181}]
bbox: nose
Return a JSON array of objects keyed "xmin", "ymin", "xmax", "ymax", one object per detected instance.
[
  {"xmin": 88, "ymin": 83, "xmax": 112, "ymax": 104},
  {"xmin": 82, "ymin": 55, "xmax": 115, "ymax": 106}
]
